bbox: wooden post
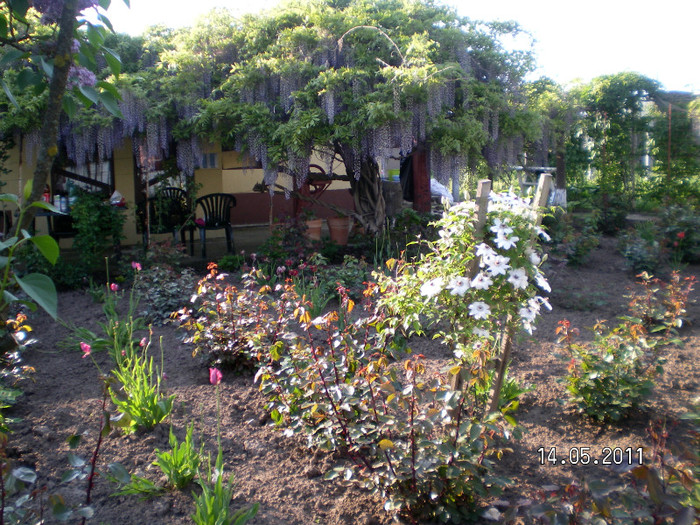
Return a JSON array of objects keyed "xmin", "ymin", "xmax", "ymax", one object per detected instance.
[
  {"xmin": 412, "ymin": 149, "xmax": 430, "ymax": 213},
  {"xmin": 487, "ymin": 173, "xmax": 551, "ymax": 414},
  {"xmin": 468, "ymin": 179, "xmax": 491, "ymax": 279}
]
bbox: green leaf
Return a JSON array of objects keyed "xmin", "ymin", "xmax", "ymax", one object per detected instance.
[
  {"xmin": 15, "ymin": 273, "xmax": 58, "ymax": 320},
  {"xmin": 99, "ymin": 0, "xmax": 111, "ymax": 9},
  {"xmin": 3, "ymin": 290, "xmax": 19, "ymax": 306},
  {"xmin": 97, "ymin": 80, "xmax": 120, "ymax": 98},
  {"xmin": 0, "ymin": 48, "xmax": 27, "ymax": 68},
  {"xmin": 0, "ymin": 15, "xmax": 7, "ymax": 40},
  {"xmin": 40, "ymin": 57, "xmax": 54, "ymax": 79},
  {"xmin": 0, "ymin": 237, "xmax": 18, "ymax": 251},
  {"xmin": 61, "ymin": 469, "xmax": 83, "ymax": 483},
  {"xmin": 63, "ymin": 95, "xmax": 78, "ymax": 119},
  {"xmin": 79, "ymin": 85, "xmax": 99, "ymax": 105},
  {"xmin": 12, "ymin": 467, "xmax": 36, "ymax": 484},
  {"xmin": 29, "ymin": 199, "xmax": 61, "ymax": 213},
  {"xmin": 67, "ymin": 452, "xmax": 86, "ymax": 468},
  {"xmin": 96, "ymin": 12, "xmax": 114, "ymax": 32},
  {"xmin": 101, "ymin": 47, "xmax": 121, "ymax": 77},
  {"xmin": 23, "ymin": 179, "xmax": 32, "ymax": 201},
  {"xmin": 98, "ymin": 90, "xmax": 122, "ymax": 118},
  {"xmin": 86, "ymin": 23, "xmax": 106, "ymax": 47},
  {"xmin": 29, "ymin": 235, "xmax": 59, "ymax": 265},
  {"xmin": 67, "ymin": 434, "xmax": 82, "ymax": 449},
  {"xmin": 17, "ymin": 69, "xmax": 42, "ymax": 90},
  {"xmin": 107, "ymin": 463, "xmax": 132, "ymax": 484},
  {"xmin": 51, "ymin": 501, "xmax": 72, "ymax": 521},
  {"xmin": 8, "ymin": 0, "xmax": 29, "ymax": 18},
  {"xmin": 1, "ymin": 79, "xmax": 20, "ymax": 110},
  {"xmin": 75, "ymin": 507, "xmax": 95, "ymax": 519},
  {"xmin": 0, "ymin": 193, "xmax": 19, "ymax": 204}
]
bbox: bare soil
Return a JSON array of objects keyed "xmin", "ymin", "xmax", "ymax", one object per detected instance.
[{"xmin": 8, "ymin": 236, "xmax": 699, "ymax": 524}]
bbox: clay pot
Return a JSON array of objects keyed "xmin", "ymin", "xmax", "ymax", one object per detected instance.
[
  {"xmin": 327, "ymin": 216, "xmax": 352, "ymax": 245},
  {"xmin": 305, "ymin": 218, "xmax": 323, "ymax": 241}
]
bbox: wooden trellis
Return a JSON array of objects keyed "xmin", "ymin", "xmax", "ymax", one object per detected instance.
[{"xmin": 467, "ymin": 174, "xmax": 552, "ymax": 414}]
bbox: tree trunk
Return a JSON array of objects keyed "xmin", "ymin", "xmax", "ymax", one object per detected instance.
[
  {"xmin": 337, "ymin": 144, "xmax": 386, "ymax": 234},
  {"xmin": 551, "ymin": 145, "xmax": 567, "ymax": 207},
  {"xmin": 18, "ymin": 0, "xmax": 79, "ymax": 232}
]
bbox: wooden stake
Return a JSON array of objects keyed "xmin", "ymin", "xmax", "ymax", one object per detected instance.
[{"xmin": 487, "ymin": 173, "xmax": 551, "ymax": 414}]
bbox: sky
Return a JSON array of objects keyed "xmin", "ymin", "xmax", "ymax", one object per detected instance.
[{"xmin": 101, "ymin": 0, "xmax": 699, "ymax": 94}]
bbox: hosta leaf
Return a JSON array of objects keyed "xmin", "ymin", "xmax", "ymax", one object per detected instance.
[{"xmin": 15, "ymin": 273, "xmax": 57, "ymax": 319}]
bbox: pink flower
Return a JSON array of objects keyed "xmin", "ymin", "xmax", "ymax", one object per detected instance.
[
  {"xmin": 139, "ymin": 337, "xmax": 147, "ymax": 347},
  {"xmin": 80, "ymin": 342, "xmax": 91, "ymax": 358},
  {"xmin": 110, "ymin": 283, "xmax": 119, "ymax": 292},
  {"xmin": 131, "ymin": 261, "xmax": 142, "ymax": 271},
  {"xmin": 677, "ymin": 231, "xmax": 686, "ymax": 240},
  {"xmin": 209, "ymin": 367, "xmax": 222, "ymax": 385}
]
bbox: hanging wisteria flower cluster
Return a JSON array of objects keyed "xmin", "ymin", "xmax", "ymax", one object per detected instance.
[
  {"xmin": 31, "ymin": 0, "xmax": 100, "ymax": 24},
  {"xmin": 378, "ymin": 190, "xmax": 551, "ymax": 361}
]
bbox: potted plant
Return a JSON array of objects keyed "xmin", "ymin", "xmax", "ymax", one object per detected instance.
[
  {"xmin": 327, "ymin": 213, "xmax": 352, "ymax": 245},
  {"xmin": 302, "ymin": 210, "xmax": 323, "ymax": 241}
]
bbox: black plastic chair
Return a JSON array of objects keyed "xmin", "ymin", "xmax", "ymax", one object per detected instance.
[
  {"xmin": 138, "ymin": 187, "xmax": 195, "ymax": 254},
  {"xmin": 195, "ymin": 193, "xmax": 236, "ymax": 258}
]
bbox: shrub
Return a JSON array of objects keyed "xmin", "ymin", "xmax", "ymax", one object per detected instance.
[
  {"xmin": 543, "ymin": 210, "xmax": 599, "ymax": 266},
  {"xmin": 255, "ymin": 289, "xmax": 511, "ymax": 523},
  {"xmin": 176, "ymin": 263, "xmax": 295, "ymax": 370},
  {"xmin": 618, "ymin": 221, "xmax": 666, "ymax": 273},
  {"xmin": 659, "ymin": 205, "xmax": 700, "ymax": 264},
  {"xmin": 313, "ymin": 253, "xmax": 370, "ymax": 301},
  {"xmin": 257, "ymin": 218, "xmax": 316, "ymax": 267},
  {"xmin": 70, "ymin": 190, "xmax": 126, "ymax": 273},
  {"xmin": 626, "ymin": 271, "xmax": 696, "ymax": 334},
  {"xmin": 557, "ymin": 319, "xmax": 661, "ymax": 422},
  {"xmin": 135, "ymin": 264, "xmax": 198, "ymax": 324},
  {"xmin": 593, "ymin": 193, "xmax": 630, "ymax": 235}
]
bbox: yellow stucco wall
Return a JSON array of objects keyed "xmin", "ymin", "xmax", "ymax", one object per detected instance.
[{"xmin": 2, "ymin": 141, "xmax": 353, "ymax": 246}]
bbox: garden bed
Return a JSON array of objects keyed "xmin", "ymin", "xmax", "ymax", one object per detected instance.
[{"xmin": 7, "ymin": 236, "xmax": 699, "ymax": 524}]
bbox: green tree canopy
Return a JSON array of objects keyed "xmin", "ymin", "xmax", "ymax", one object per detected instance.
[
  {"xmin": 195, "ymin": 0, "xmax": 537, "ymax": 230},
  {"xmin": 574, "ymin": 72, "xmax": 660, "ymax": 197}
]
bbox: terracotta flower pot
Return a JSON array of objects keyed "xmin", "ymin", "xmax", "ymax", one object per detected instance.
[
  {"xmin": 327, "ymin": 216, "xmax": 352, "ymax": 245},
  {"xmin": 305, "ymin": 218, "xmax": 323, "ymax": 241}
]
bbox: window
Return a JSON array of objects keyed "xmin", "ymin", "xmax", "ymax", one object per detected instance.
[{"xmin": 200, "ymin": 153, "xmax": 218, "ymax": 169}]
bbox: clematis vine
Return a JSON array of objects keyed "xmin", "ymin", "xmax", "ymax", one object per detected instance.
[{"xmin": 377, "ymin": 187, "xmax": 553, "ymax": 356}]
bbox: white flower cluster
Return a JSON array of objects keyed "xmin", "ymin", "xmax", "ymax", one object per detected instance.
[{"xmin": 419, "ymin": 190, "xmax": 552, "ymax": 335}]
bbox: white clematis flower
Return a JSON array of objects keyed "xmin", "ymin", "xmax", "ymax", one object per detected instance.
[
  {"xmin": 471, "ymin": 272, "xmax": 493, "ymax": 290},
  {"xmin": 486, "ymin": 255, "xmax": 511, "ymax": 276},
  {"xmin": 469, "ymin": 301, "xmax": 491, "ymax": 319},
  {"xmin": 420, "ymin": 277, "xmax": 444, "ymax": 299},
  {"xmin": 507, "ymin": 268, "xmax": 529, "ymax": 289},
  {"xmin": 447, "ymin": 276, "xmax": 471, "ymax": 296}
]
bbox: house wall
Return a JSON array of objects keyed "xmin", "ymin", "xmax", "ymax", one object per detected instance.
[{"xmin": 2, "ymin": 140, "xmax": 355, "ymax": 247}]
